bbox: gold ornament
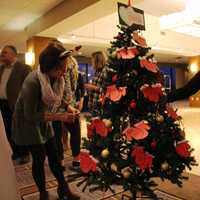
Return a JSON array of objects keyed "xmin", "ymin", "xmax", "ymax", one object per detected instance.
[
  {"xmin": 122, "ymin": 170, "xmax": 131, "ymax": 178},
  {"xmin": 102, "ymin": 119, "xmax": 112, "ymax": 127},
  {"xmin": 161, "ymin": 161, "xmax": 169, "ymax": 171},
  {"xmin": 112, "ymin": 51, "xmax": 117, "ymax": 58},
  {"xmin": 101, "ymin": 148, "xmax": 109, "ymax": 158},
  {"xmin": 156, "ymin": 114, "xmax": 164, "ymax": 123},
  {"xmin": 147, "ymin": 113, "xmax": 152, "ymax": 116},
  {"xmin": 143, "ymin": 120, "xmax": 149, "ymax": 124},
  {"xmin": 174, "ymin": 121, "xmax": 179, "ymax": 125},
  {"xmin": 111, "ymin": 163, "xmax": 118, "ymax": 172},
  {"xmin": 121, "ymin": 167, "xmax": 131, "ymax": 178}
]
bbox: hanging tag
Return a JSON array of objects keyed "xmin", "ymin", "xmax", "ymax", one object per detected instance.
[{"xmin": 118, "ymin": 2, "xmax": 145, "ymax": 30}]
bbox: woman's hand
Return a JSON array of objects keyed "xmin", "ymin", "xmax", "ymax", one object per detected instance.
[
  {"xmin": 84, "ymin": 83, "xmax": 99, "ymax": 91},
  {"xmin": 67, "ymin": 105, "xmax": 80, "ymax": 115},
  {"xmin": 60, "ymin": 112, "xmax": 79, "ymax": 123},
  {"xmin": 76, "ymin": 98, "xmax": 84, "ymax": 111},
  {"xmin": 44, "ymin": 111, "xmax": 79, "ymax": 122}
]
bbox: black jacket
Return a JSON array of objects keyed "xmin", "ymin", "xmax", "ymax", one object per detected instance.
[{"xmin": 168, "ymin": 71, "xmax": 200, "ymax": 102}]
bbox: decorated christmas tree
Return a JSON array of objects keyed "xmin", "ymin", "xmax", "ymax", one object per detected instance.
[{"xmin": 69, "ymin": 2, "xmax": 197, "ymax": 199}]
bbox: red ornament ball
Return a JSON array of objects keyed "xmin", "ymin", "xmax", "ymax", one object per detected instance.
[
  {"xmin": 112, "ymin": 75, "xmax": 118, "ymax": 82},
  {"xmin": 130, "ymin": 100, "xmax": 136, "ymax": 109}
]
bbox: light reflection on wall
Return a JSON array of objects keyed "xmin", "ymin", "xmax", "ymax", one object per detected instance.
[
  {"xmin": 25, "ymin": 52, "xmax": 35, "ymax": 66},
  {"xmin": 189, "ymin": 63, "xmax": 198, "ymax": 73}
]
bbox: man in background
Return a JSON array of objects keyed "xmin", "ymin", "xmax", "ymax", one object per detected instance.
[{"xmin": 0, "ymin": 45, "xmax": 31, "ymax": 164}]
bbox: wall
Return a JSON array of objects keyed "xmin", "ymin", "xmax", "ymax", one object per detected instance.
[
  {"xmin": 176, "ymin": 66, "xmax": 187, "ymax": 89},
  {"xmin": 158, "ymin": 62, "xmax": 187, "ymax": 90},
  {"xmin": 26, "ymin": 36, "xmax": 56, "ymax": 69},
  {"xmin": 188, "ymin": 56, "xmax": 200, "ymax": 107}
]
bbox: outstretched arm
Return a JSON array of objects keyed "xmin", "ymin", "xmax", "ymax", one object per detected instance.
[{"xmin": 168, "ymin": 71, "xmax": 200, "ymax": 102}]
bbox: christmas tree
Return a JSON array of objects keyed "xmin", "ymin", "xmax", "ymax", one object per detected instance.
[{"xmin": 69, "ymin": 2, "xmax": 197, "ymax": 199}]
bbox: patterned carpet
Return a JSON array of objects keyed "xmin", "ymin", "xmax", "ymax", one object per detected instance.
[
  {"xmin": 15, "ymin": 153, "xmax": 185, "ymax": 200},
  {"xmin": 15, "ymin": 153, "xmax": 125, "ymax": 200}
]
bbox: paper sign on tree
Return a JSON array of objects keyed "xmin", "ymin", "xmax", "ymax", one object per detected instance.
[{"xmin": 118, "ymin": 2, "xmax": 145, "ymax": 30}]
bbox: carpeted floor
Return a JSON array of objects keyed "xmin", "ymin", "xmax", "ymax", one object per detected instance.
[
  {"xmin": 15, "ymin": 104, "xmax": 200, "ymax": 200},
  {"xmin": 16, "ymin": 152, "xmax": 125, "ymax": 200},
  {"xmin": 15, "ymin": 151, "xmax": 198, "ymax": 200}
]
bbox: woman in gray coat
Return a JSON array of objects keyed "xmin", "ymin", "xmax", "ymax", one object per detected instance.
[{"xmin": 12, "ymin": 44, "xmax": 80, "ymax": 200}]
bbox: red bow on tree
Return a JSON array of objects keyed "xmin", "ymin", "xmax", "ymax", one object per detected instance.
[
  {"xmin": 87, "ymin": 119, "xmax": 109, "ymax": 138},
  {"xmin": 141, "ymin": 83, "xmax": 163, "ymax": 103},
  {"xmin": 79, "ymin": 150, "xmax": 98, "ymax": 173},
  {"xmin": 131, "ymin": 146, "xmax": 153, "ymax": 171},
  {"xmin": 105, "ymin": 85, "xmax": 126, "ymax": 102},
  {"xmin": 116, "ymin": 47, "xmax": 139, "ymax": 59},
  {"xmin": 123, "ymin": 121, "xmax": 150, "ymax": 141},
  {"xmin": 166, "ymin": 105, "xmax": 181, "ymax": 120},
  {"xmin": 140, "ymin": 59, "xmax": 159, "ymax": 73},
  {"xmin": 132, "ymin": 32, "xmax": 147, "ymax": 48},
  {"xmin": 176, "ymin": 141, "xmax": 191, "ymax": 157}
]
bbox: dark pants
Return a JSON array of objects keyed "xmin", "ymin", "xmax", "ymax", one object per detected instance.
[
  {"xmin": 53, "ymin": 121, "xmax": 64, "ymax": 161},
  {"xmin": 65, "ymin": 118, "xmax": 81, "ymax": 158},
  {"xmin": 53, "ymin": 118, "xmax": 81, "ymax": 161},
  {"xmin": 0, "ymin": 99, "xmax": 29, "ymax": 158},
  {"xmin": 28, "ymin": 137, "xmax": 65, "ymax": 192}
]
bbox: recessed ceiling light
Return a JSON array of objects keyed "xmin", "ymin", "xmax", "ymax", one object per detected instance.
[{"xmin": 71, "ymin": 34, "xmax": 76, "ymax": 39}]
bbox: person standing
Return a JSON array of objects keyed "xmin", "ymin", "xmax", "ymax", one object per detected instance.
[
  {"xmin": 12, "ymin": 44, "xmax": 80, "ymax": 200},
  {"xmin": 84, "ymin": 51, "xmax": 108, "ymax": 115},
  {"xmin": 63, "ymin": 56, "xmax": 85, "ymax": 169},
  {"xmin": 47, "ymin": 40, "xmax": 82, "ymax": 170},
  {"xmin": 0, "ymin": 45, "xmax": 31, "ymax": 164}
]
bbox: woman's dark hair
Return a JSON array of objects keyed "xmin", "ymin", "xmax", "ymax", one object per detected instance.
[{"xmin": 39, "ymin": 44, "xmax": 70, "ymax": 73}]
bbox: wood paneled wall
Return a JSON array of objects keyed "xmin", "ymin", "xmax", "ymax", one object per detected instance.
[
  {"xmin": 26, "ymin": 36, "xmax": 55, "ymax": 69},
  {"xmin": 188, "ymin": 56, "xmax": 200, "ymax": 107}
]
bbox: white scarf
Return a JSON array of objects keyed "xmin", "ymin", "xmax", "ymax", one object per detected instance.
[{"xmin": 37, "ymin": 68, "xmax": 65, "ymax": 112}]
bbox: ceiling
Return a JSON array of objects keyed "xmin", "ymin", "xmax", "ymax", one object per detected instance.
[
  {"xmin": 0, "ymin": 0, "xmax": 199, "ymax": 64},
  {"xmin": 0, "ymin": 0, "xmax": 63, "ymax": 51}
]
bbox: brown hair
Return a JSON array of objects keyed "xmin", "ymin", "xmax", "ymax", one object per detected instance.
[
  {"xmin": 91, "ymin": 51, "xmax": 107, "ymax": 71},
  {"xmin": 39, "ymin": 44, "xmax": 69, "ymax": 73},
  {"xmin": 48, "ymin": 39, "xmax": 64, "ymax": 49}
]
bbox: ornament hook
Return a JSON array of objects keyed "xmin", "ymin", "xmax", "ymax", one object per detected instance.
[{"xmin": 128, "ymin": 0, "xmax": 133, "ymax": 6}]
